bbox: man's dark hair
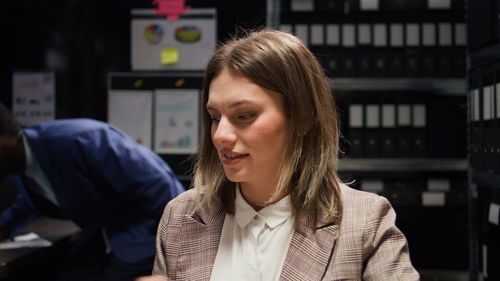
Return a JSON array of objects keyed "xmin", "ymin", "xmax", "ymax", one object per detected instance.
[{"xmin": 0, "ymin": 103, "xmax": 21, "ymax": 139}]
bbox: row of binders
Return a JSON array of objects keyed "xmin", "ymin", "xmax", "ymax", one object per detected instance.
[
  {"xmin": 346, "ymin": 103, "xmax": 427, "ymax": 158},
  {"xmin": 476, "ymin": 187, "xmax": 500, "ymax": 281},
  {"xmin": 279, "ymin": 22, "xmax": 466, "ymax": 49},
  {"xmin": 356, "ymin": 177, "xmax": 467, "ymax": 207},
  {"xmin": 279, "ymin": 21, "xmax": 466, "ymax": 77},
  {"xmin": 469, "ymin": 62, "xmax": 500, "ymax": 174},
  {"xmin": 283, "ymin": 0, "xmax": 465, "ymax": 13}
]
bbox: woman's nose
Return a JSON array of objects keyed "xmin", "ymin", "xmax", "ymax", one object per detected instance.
[{"xmin": 212, "ymin": 117, "xmax": 237, "ymax": 145}]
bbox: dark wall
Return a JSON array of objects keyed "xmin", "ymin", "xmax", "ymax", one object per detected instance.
[{"xmin": 3, "ymin": 0, "xmax": 266, "ymax": 120}]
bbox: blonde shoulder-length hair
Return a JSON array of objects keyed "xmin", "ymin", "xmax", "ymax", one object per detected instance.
[{"xmin": 193, "ymin": 28, "xmax": 343, "ymax": 225}]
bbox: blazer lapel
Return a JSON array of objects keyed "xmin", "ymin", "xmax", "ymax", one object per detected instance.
[
  {"xmin": 175, "ymin": 201, "xmax": 225, "ymax": 281},
  {"xmin": 280, "ymin": 218, "xmax": 339, "ymax": 281}
]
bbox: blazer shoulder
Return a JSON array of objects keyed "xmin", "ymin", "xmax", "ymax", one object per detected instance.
[
  {"xmin": 165, "ymin": 189, "xmax": 199, "ymax": 215},
  {"xmin": 338, "ymin": 183, "xmax": 394, "ymax": 232},
  {"xmin": 340, "ymin": 183, "xmax": 390, "ymax": 210}
]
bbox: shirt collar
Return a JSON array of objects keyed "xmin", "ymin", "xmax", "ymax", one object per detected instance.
[
  {"xmin": 234, "ymin": 186, "xmax": 293, "ymax": 230},
  {"xmin": 22, "ymin": 132, "xmax": 37, "ymax": 177}
]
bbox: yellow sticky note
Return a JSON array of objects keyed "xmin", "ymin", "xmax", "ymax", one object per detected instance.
[{"xmin": 161, "ymin": 48, "xmax": 179, "ymax": 65}]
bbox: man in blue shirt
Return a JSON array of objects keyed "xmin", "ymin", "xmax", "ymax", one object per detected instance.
[{"xmin": 0, "ymin": 103, "xmax": 185, "ymax": 281}]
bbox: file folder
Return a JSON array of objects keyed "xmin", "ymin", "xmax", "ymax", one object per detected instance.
[
  {"xmin": 404, "ymin": 49, "xmax": 420, "ymax": 77},
  {"xmin": 452, "ymin": 48, "xmax": 466, "ymax": 77},
  {"xmin": 373, "ymin": 49, "xmax": 388, "ymax": 77},
  {"xmin": 310, "ymin": 24, "xmax": 324, "ymax": 46},
  {"xmin": 295, "ymin": 24, "xmax": 309, "ymax": 45},
  {"xmin": 495, "ymin": 79, "xmax": 500, "ymax": 173},
  {"xmin": 359, "ymin": 0, "xmax": 379, "ymax": 11},
  {"xmin": 482, "ymin": 75, "xmax": 495, "ymax": 171},
  {"xmin": 309, "ymin": 24, "xmax": 325, "ymax": 62},
  {"xmin": 340, "ymin": 23, "xmax": 356, "ymax": 77},
  {"xmin": 405, "ymin": 23, "xmax": 421, "ymax": 77},
  {"xmin": 436, "ymin": 23, "xmax": 453, "ymax": 76},
  {"xmin": 325, "ymin": 52, "xmax": 341, "ymax": 77},
  {"xmin": 412, "ymin": 104, "xmax": 427, "ymax": 156},
  {"xmin": 365, "ymin": 104, "xmax": 381, "ymax": 157},
  {"xmin": 422, "ymin": 23, "xmax": 437, "ymax": 47},
  {"xmin": 373, "ymin": 23, "xmax": 388, "ymax": 76},
  {"xmin": 341, "ymin": 48, "xmax": 357, "ymax": 77},
  {"xmin": 326, "ymin": 24, "xmax": 340, "ymax": 46},
  {"xmin": 279, "ymin": 24, "xmax": 293, "ymax": 34},
  {"xmin": 373, "ymin": 23, "xmax": 388, "ymax": 47},
  {"xmin": 325, "ymin": 24, "xmax": 341, "ymax": 77},
  {"xmin": 348, "ymin": 104, "xmax": 365, "ymax": 157},
  {"xmin": 290, "ymin": 0, "xmax": 314, "ymax": 12},
  {"xmin": 357, "ymin": 23, "xmax": 372, "ymax": 76},
  {"xmin": 381, "ymin": 104, "xmax": 397, "ymax": 157},
  {"xmin": 452, "ymin": 22, "xmax": 466, "ymax": 77},
  {"xmin": 389, "ymin": 23, "xmax": 405, "ymax": 77},
  {"xmin": 470, "ymin": 82, "xmax": 482, "ymax": 169},
  {"xmin": 397, "ymin": 104, "xmax": 413, "ymax": 157},
  {"xmin": 437, "ymin": 48, "xmax": 453, "ymax": 77},
  {"xmin": 428, "ymin": 0, "xmax": 451, "ymax": 9}
]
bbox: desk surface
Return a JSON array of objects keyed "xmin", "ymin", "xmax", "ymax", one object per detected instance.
[{"xmin": 0, "ymin": 217, "xmax": 80, "ymax": 278}]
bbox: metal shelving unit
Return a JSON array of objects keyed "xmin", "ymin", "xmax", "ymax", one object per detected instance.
[
  {"xmin": 339, "ymin": 158, "xmax": 468, "ymax": 172},
  {"xmin": 469, "ymin": 43, "xmax": 500, "ymax": 69},
  {"xmin": 267, "ymin": 1, "xmax": 470, "ymax": 279},
  {"xmin": 471, "ymin": 171, "xmax": 500, "ymax": 190},
  {"xmin": 331, "ymin": 78, "xmax": 466, "ymax": 94}
]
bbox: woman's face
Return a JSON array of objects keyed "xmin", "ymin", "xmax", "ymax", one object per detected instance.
[{"xmin": 207, "ymin": 68, "xmax": 291, "ymax": 189}]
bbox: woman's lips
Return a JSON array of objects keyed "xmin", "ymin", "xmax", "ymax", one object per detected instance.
[{"xmin": 220, "ymin": 152, "xmax": 249, "ymax": 164}]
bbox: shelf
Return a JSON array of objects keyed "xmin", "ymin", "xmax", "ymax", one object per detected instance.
[
  {"xmin": 418, "ymin": 269, "xmax": 468, "ymax": 281},
  {"xmin": 471, "ymin": 171, "xmax": 500, "ymax": 189},
  {"xmin": 338, "ymin": 158, "xmax": 468, "ymax": 172},
  {"xmin": 330, "ymin": 78, "xmax": 466, "ymax": 94},
  {"xmin": 469, "ymin": 43, "xmax": 500, "ymax": 69}
]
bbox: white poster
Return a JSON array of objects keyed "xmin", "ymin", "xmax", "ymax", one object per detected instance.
[
  {"xmin": 154, "ymin": 89, "xmax": 199, "ymax": 154},
  {"xmin": 108, "ymin": 90, "xmax": 153, "ymax": 148},
  {"xmin": 131, "ymin": 8, "xmax": 216, "ymax": 71},
  {"xmin": 12, "ymin": 72, "xmax": 55, "ymax": 126}
]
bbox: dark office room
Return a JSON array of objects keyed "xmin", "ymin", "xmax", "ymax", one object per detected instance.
[{"xmin": 1, "ymin": 0, "xmax": 499, "ymax": 280}]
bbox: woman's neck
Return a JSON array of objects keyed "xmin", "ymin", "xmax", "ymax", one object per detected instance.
[{"xmin": 239, "ymin": 181, "xmax": 288, "ymax": 211}]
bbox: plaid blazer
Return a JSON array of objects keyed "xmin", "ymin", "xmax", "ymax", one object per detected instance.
[{"xmin": 153, "ymin": 184, "xmax": 420, "ymax": 281}]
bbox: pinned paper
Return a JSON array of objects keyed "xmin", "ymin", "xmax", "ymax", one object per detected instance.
[
  {"xmin": 153, "ymin": 0, "xmax": 190, "ymax": 21},
  {"xmin": 133, "ymin": 79, "xmax": 144, "ymax": 89},
  {"xmin": 161, "ymin": 48, "xmax": 179, "ymax": 65},
  {"xmin": 175, "ymin": 78, "xmax": 185, "ymax": 87},
  {"xmin": 0, "ymin": 232, "xmax": 52, "ymax": 250}
]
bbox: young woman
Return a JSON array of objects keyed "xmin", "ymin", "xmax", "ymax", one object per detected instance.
[{"xmin": 148, "ymin": 29, "xmax": 420, "ymax": 281}]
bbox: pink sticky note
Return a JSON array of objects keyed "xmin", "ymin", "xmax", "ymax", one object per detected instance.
[{"xmin": 153, "ymin": 0, "xmax": 190, "ymax": 21}]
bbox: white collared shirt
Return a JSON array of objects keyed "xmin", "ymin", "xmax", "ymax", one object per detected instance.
[
  {"xmin": 210, "ymin": 187, "xmax": 295, "ymax": 281},
  {"xmin": 23, "ymin": 132, "xmax": 59, "ymax": 206}
]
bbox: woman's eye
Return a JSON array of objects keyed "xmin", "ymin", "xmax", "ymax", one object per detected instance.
[
  {"xmin": 237, "ymin": 113, "xmax": 255, "ymax": 122},
  {"xmin": 210, "ymin": 116, "xmax": 221, "ymax": 123}
]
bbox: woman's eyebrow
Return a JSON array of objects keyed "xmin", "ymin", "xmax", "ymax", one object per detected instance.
[{"xmin": 206, "ymin": 99, "xmax": 255, "ymax": 111}]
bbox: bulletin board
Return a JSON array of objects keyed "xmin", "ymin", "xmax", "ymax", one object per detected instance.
[
  {"xmin": 12, "ymin": 72, "xmax": 55, "ymax": 127},
  {"xmin": 131, "ymin": 8, "xmax": 216, "ymax": 71},
  {"xmin": 107, "ymin": 72, "xmax": 203, "ymax": 154}
]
